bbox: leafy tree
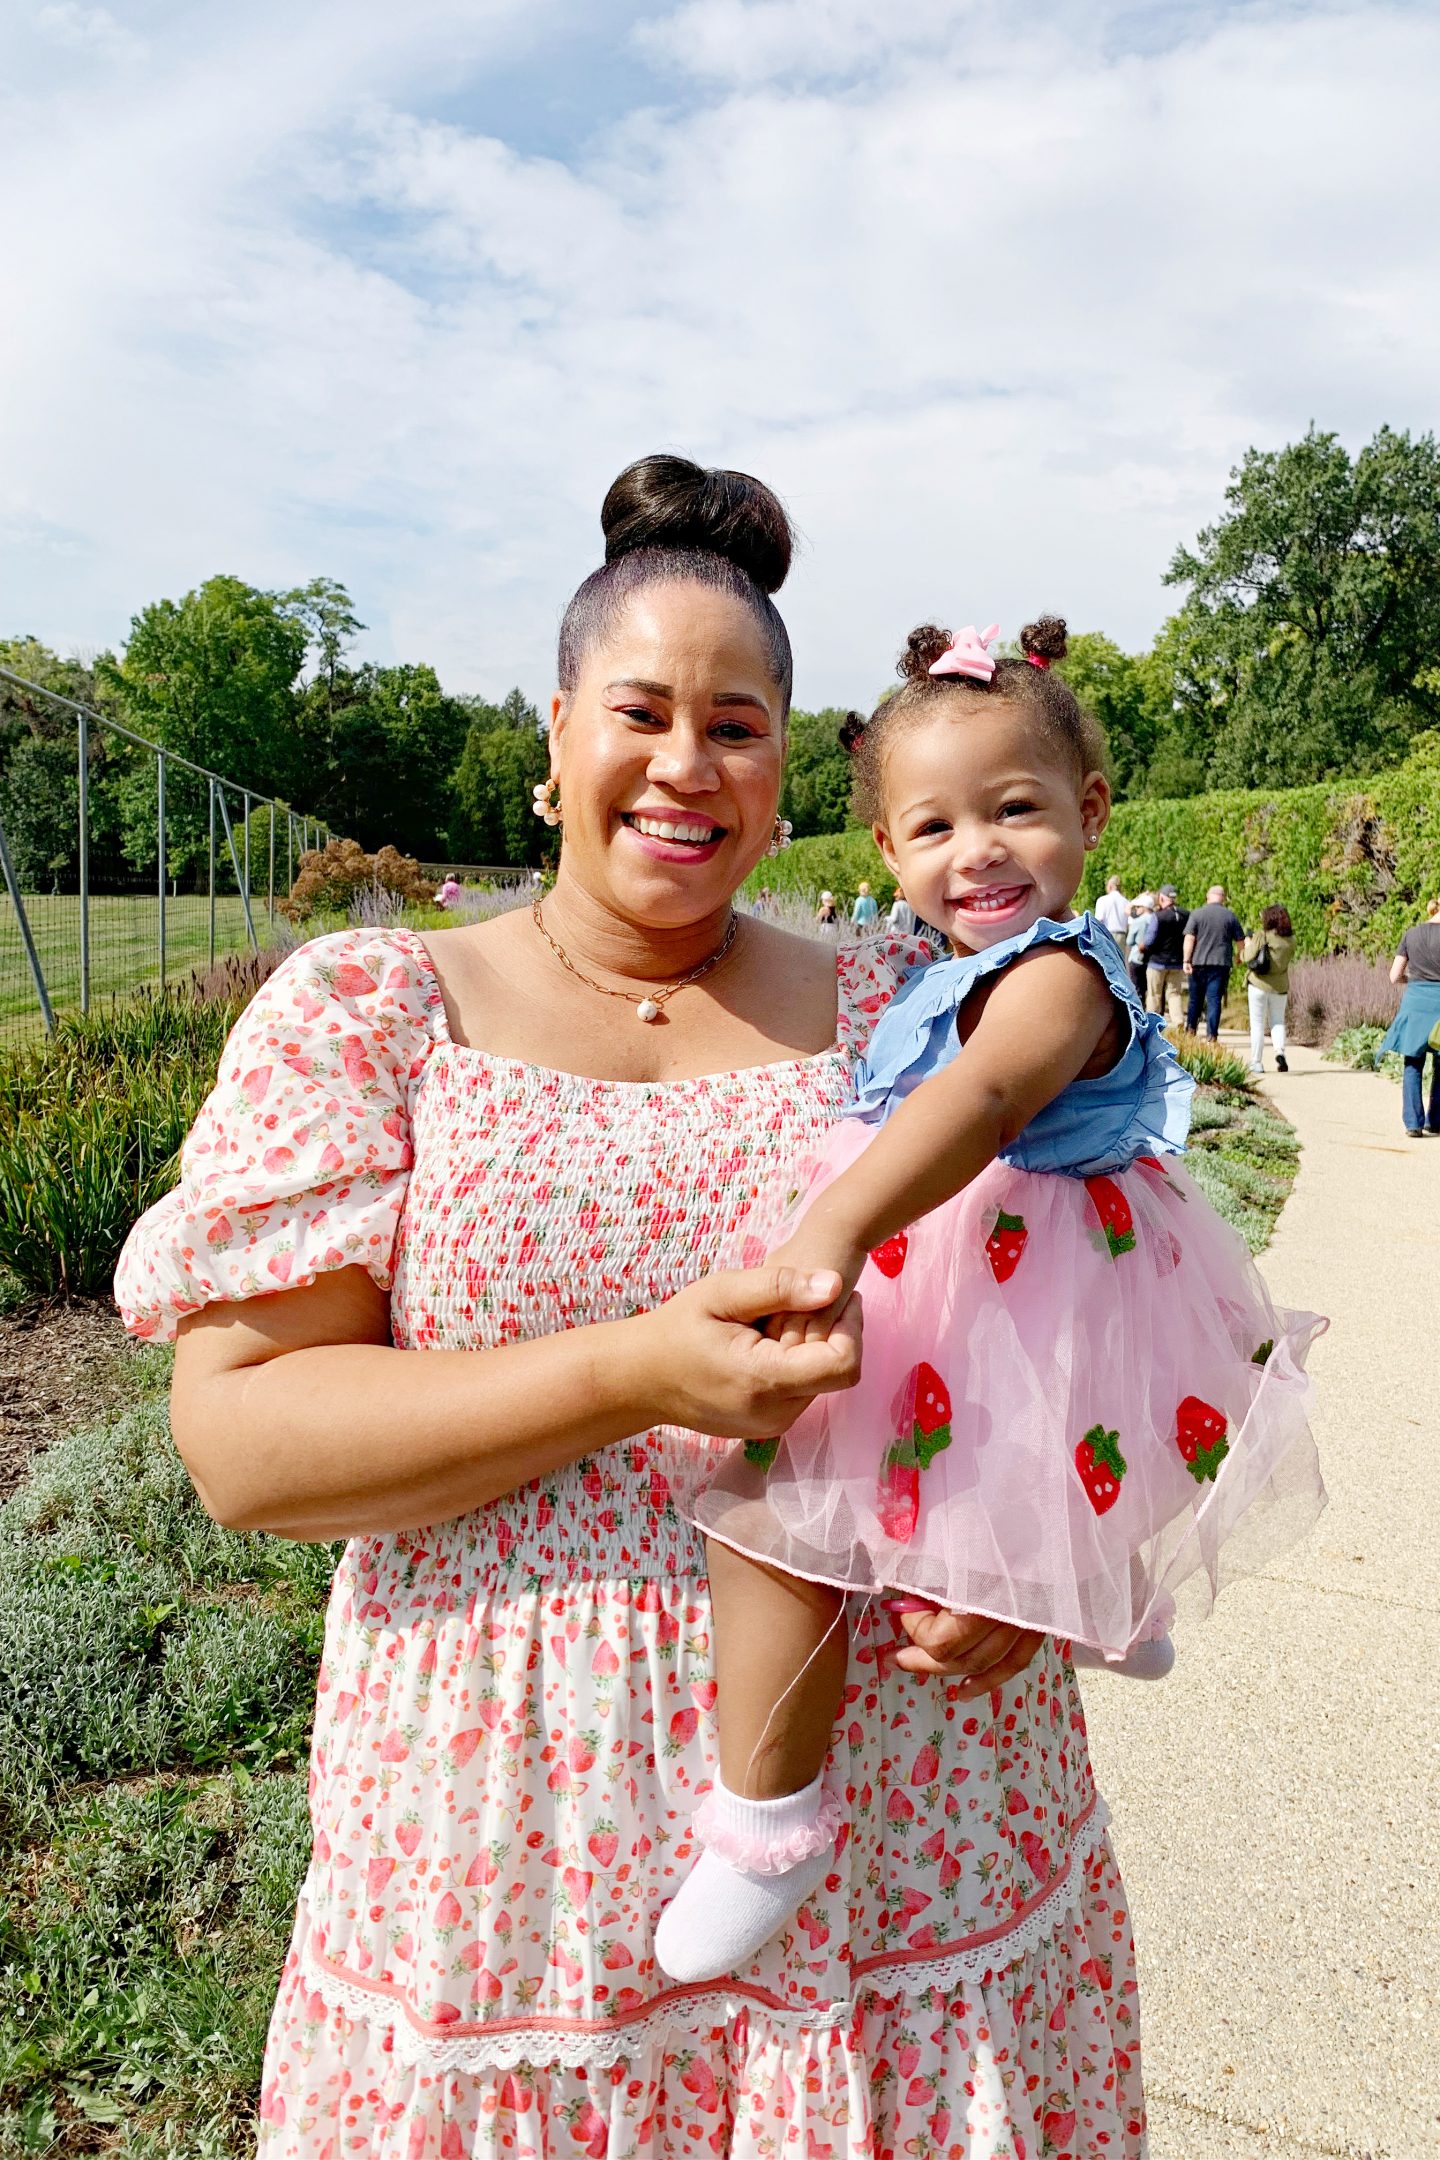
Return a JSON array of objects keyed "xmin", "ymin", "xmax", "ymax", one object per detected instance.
[
  {"xmin": 1054, "ymin": 633, "xmax": 1163, "ymax": 801},
  {"xmin": 304, "ymin": 663, "xmax": 472, "ymax": 858},
  {"xmin": 1164, "ymin": 424, "xmax": 1440, "ymax": 787},
  {"xmin": 283, "ymin": 578, "xmax": 365, "ymax": 695},
  {"xmin": 780, "ymin": 708, "xmax": 855, "ymax": 838},
  {"xmin": 448, "ymin": 691, "xmax": 549, "ymax": 866}
]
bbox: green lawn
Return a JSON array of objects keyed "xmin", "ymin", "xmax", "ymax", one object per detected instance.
[{"xmin": 0, "ymin": 895, "xmax": 281, "ymax": 1045}]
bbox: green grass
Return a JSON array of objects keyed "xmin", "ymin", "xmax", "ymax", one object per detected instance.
[
  {"xmin": 0, "ymin": 1346, "xmax": 336, "ymax": 2155},
  {"xmin": 0, "ymin": 894, "xmax": 282, "ymax": 1046}
]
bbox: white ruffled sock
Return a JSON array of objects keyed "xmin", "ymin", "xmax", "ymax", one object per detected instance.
[
  {"xmin": 653, "ymin": 1773, "xmax": 839, "ymax": 1983},
  {"xmin": 1070, "ymin": 1632, "xmax": 1176, "ymax": 1681}
]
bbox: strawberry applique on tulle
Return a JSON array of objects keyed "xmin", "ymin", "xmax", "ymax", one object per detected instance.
[
  {"xmin": 869, "ymin": 1230, "xmax": 909, "ymax": 1278},
  {"xmin": 1174, "ymin": 1395, "xmax": 1230, "ymax": 1482},
  {"xmin": 1075, "ymin": 1424, "xmax": 1126, "ymax": 1513},
  {"xmin": 1085, "ymin": 1174, "xmax": 1137, "ymax": 1258},
  {"xmin": 985, "ymin": 1209, "xmax": 1028, "ymax": 1282},
  {"xmin": 878, "ymin": 1362, "xmax": 953, "ymax": 1542}
]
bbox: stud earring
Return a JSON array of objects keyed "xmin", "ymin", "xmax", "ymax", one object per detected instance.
[
  {"xmin": 1084, "ymin": 832, "xmax": 1099, "ymax": 849},
  {"xmin": 531, "ymin": 777, "xmax": 562, "ymax": 828},
  {"xmin": 768, "ymin": 815, "xmax": 794, "ymax": 857}
]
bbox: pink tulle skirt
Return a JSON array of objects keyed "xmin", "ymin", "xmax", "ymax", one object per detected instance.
[{"xmin": 695, "ymin": 1125, "xmax": 1327, "ymax": 1659}]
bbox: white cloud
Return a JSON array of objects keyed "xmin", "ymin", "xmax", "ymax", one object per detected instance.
[
  {"xmin": 1, "ymin": 0, "xmax": 1437, "ymax": 712},
  {"xmin": 34, "ymin": 4, "xmax": 140, "ymax": 61}
]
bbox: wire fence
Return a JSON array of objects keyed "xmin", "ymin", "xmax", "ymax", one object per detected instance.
[{"xmin": 0, "ymin": 664, "xmax": 334, "ymax": 1049}]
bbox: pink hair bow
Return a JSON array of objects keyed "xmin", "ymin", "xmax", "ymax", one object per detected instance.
[{"xmin": 928, "ymin": 622, "xmax": 1000, "ymax": 682}]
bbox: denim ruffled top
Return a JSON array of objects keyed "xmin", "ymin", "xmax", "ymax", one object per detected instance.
[{"xmin": 850, "ymin": 911, "xmax": 1194, "ymax": 1177}]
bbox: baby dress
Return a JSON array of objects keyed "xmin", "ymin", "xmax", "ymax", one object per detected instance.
[{"xmin": 696, "ymin": 913, "xmax": 1327, "ymax": 1659}]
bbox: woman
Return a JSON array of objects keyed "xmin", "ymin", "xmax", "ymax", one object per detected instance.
[
  {"xmin": 1241, "ymin": 904, "xmax": 1296, "ymax": 1074},
  {"xmin": 114, "ymin": 456, "xmax": 1145, "ymax": 2159},
  {"xmin": 1381, "ymin": 895, "xmax": 1440, "ymax": 1136},
  {"xmin": 814, "ymin": 888, "xmax": 839, "ymax": 927}
]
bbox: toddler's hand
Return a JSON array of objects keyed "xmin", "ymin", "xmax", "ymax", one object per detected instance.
[
  {"xmin": 762, "ymin": 1231, "xmax": 866, "ymax": 1349},
  {"xmin": 885, "ymin": 1596, "xmax": 1045, "ymax": 1696}
]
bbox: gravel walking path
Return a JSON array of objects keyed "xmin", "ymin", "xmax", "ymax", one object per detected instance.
[{"xmin": 1084, "ymin": 1041, "xmax": 1439, "ymax": 2160}]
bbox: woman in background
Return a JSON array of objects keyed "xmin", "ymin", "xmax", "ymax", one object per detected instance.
[
  {"xmin": 1241, "ymin": 904, "xmax": 1296, "ymax": 1074},
  {"xmin": 1382, "ymin": 895, "xmax": 1440, "ymax": 1136}
]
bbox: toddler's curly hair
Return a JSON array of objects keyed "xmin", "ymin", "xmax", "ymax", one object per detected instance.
[{"xmin": 843, "ymin": 617, "xmax": 1107, "ymax": 821}]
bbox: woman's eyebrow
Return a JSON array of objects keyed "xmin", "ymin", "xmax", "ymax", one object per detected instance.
[{"xmin": 603, "ymin": 679, "xmax": 770, "ymax": 716}]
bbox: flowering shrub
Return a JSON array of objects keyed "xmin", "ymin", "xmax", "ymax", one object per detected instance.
[{"xmin": 279, "ymin": 837, "xmax": 435, "ymax": 922}]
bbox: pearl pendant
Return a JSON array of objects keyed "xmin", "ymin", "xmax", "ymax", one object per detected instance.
[{"xmin": 636, "ymin": 997, "xmax": 661, "ymax": 1023}]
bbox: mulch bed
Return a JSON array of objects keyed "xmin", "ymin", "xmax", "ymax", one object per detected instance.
[{"xmin": 0, "ymin": 1296, "xmax": 144, "ymax": 1504}]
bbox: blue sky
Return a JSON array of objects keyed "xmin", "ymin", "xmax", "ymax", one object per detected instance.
[{"xmin": 2, "ymin": 0, "xmax": 1437, "ymax": 709}]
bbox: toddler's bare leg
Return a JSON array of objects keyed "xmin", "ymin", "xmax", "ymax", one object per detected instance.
[
  {"xmin": 708, "ymin": 1536, "xmax": 849, "ymax": 1797},
  {"xmin": 654, "ymin": 1537, "xmax": 849, "ymax": 1983}
]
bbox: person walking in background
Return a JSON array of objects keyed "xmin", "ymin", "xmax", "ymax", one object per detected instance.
[
  {"xmin": 435, "ymin": 874, "xmax": 463, "ymax": 909},
  {"xmin": 1242, "ymin": 905, "xmax": 1296, "ymax": 1073},
  {"xmin": 1184, "ymin": 884, "xmax": 1246, "ymax": 1038},
  {"xmin": 1095, "ymin": 873, "xmax": 1130, "ymax": 941},
  {"xmin": 1125, "ymin": 889, "xmax": 1155, "ymax": 1000},
  {"xmin": 887, "ymin": 888, "xmax": 916, "ymax": 934},
  {"xmin": 1381, "ymin": 895, "xmax": 1440, "ymax": 1136},
  {"xmin": 851, "ymin": 879, "xmax": 880, "ymax": 929},
  {"xmin": 1140, "ymin": 884, "xmax": 1189, "ymax": 1026},
  {"xmin": 814, "ymin": 889, "xmax": 839, "ymax": 927}
]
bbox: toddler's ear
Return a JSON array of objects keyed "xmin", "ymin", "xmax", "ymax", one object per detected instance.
[
  {"xmin": 872, "ymin": 824, "xmax": 903, "ymax": 881},
  {"xmin": 1079, "ymin": 771, "xmax": 1112, "ymax": 841}
]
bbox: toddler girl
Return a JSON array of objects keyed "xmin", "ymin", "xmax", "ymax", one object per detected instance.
[{"xmin": 655, "ymin": 615, "xmax": 1326, "ymax": 1984}]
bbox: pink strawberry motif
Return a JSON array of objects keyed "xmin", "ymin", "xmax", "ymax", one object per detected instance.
[
  {"xmin": 1074, "ymin": 1425, "xmax": 1126, "ymax": 1514},
  {"xmin": 985, "ymin": 1209, "xmax": 1029, "ymax": 1283},
  {"xmin": 591, "ymin": 1639, "xmax": 620, "ymax": 1678},
  {"xmin": 262, "ymin": 1146, "xmax": 294, "ymax": 1177},
  {"xmin": 1174, "ymin": 1394, "xmax": 1229, "ymax": 1482},
  {"xmin": 434, "ymin": 1891, "xmax": 463, "ymax": 1930},
  {"xmin": 869, "ymin": 1230, "xmax": 909, "ymax": 1279},
  {"xmin": 445, "ymin": 1728, "xmax": 484, "ymax": 1770},
  {"xmin": 1042, "ymin": 2106, "xmax": 1078, "ymax": 2152},
  {"xmin": 666, "ymin": 1707, "xmax": 698, "ymax": 1754},
  {"xmin": 601, "ymin": 1939, "xmax": 633, "ymax": 1969},
  {"xmin": 910, "ymin": 1734, "xmax": 941, "ymax": 1786},
  {"xmin": 1019, "ymin": 1830, "xmax": 1053, "ymax": 1881},
  {"xmin": 910, "ymin": 1362, "xmax": 952, "ymax": 1454},
  {"xmin": 395, "ymin": 1818, "xmax": 423, "ymax": 1857},
  {"xmin": 239, "ymin": 1065, "xmax": 271, "ymax": 1105},
  {"xmin": 332, "ymin": 962, "xmax": 378, "ymax": 999},
  {"xmin": 1085, "ymin": 1173, "xmax": 1137, "ymax": 1258},
  {"xmin": 366, "ymin": 1857, "xmax": 396, "ymax": 1897}
]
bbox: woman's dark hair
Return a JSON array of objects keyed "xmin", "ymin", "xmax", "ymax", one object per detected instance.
[
  {"xmin": 558, "ymin": 455, "xmax": 795, "ymax": 710},
  {"xmin": 842, "ymin": 616, "xmax": 1107, "ymax": 820},
  {"xmin": 1261, "ymin": 904, "xmax": 1293, "ymax": 936}
]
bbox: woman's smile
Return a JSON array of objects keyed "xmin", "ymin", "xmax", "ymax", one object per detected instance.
[{"xmin": 619, "ymin": 808, "xmax": 730, "ymax": 862}]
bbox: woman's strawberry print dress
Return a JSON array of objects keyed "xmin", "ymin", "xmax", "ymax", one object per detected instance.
[
  {"xmin": 696, "ymin": 914, "xmax": 1327, "ymax": 1662},
  {"xmin": 115, "ymin": 924, "xmax": 1150, "ymax": 2160}
]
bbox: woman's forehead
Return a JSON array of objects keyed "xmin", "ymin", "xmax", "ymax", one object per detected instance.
[{"xmin": 585, "ymin": 582, "xmax": 779, "ymax": 695}]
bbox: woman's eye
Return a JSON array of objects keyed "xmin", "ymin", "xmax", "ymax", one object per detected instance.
[
  {"xmin": 712, "ymin": 721, "xmax": 759, "ymax": 742},
  {"xmin": 622, "ymin": 707, "xmax": 663, "ymax": 725}
]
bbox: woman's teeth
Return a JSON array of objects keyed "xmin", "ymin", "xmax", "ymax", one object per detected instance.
[{"xmin": 628, "ymin": 815, "xmax": 724, "ymax": 844}]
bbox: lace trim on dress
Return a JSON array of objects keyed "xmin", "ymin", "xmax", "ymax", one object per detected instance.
[
  {"xmin": 690, "ymin": 1785, "xmax": 848, "ymax": 1873},
  {"xmin": 300, "ymin": 1797, "xmax": 1111, "ymax": 2074}
]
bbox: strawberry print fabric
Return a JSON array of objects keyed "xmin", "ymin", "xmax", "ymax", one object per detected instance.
[{"xmin": 115, "ymin": 928, "xmax": 1148, "ymax": 2159}]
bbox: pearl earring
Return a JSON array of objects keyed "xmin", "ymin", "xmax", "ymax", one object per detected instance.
[
  {"xmin": 531, "ymin": 777, "xmax": 561, "ymax": 828},
  {"xmin": 768, "ymin": 816, "xmax": 793, "ymax": 857}
]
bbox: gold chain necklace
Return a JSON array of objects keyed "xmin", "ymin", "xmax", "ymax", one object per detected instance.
[{"xmin": 531, "ymin": 896, "xmax": 740, "ymax": 1023}]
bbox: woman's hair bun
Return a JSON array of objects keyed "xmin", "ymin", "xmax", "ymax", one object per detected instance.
[
  {"xmin": 599, "ymin": 454, "xmax": 793, "ymax": 594},
  {"xmin": 838, "ymin": 710, "xmax": 868, "ymax": 757},
  {"xmin": 1019, "ymin": 615, "xmax": 1068, "ymax": 663},
  {"xmin": 897, "ymin": 624, "xmax": 953, "ymax": 682}
]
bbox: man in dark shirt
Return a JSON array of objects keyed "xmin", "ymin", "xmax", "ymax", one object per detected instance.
[
  {"xmin": 1183, "ymin": 885, "xmax": 1246, "ymax": 1038},
  {"xmin": 1138, "ymin": 885, "xmax": 1189, "ymax": 1026}
]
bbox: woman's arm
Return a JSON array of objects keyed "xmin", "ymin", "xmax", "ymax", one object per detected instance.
[
  {"xmin": 775, "ymin": 944, "xmax": 1116, "ymax": 1286},
  {"xmin": 172, "ymin": 1260, "xmax": 862, "ymax": 1542},
  {"xmin": 1390, "ymin": 951, "xmax": 1409, "ymax": 986}
]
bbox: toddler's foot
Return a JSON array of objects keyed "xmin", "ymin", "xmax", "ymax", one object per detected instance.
[
  {"xmin": 1070, "ymin": 1632, "xmax": 1176, "ymax": 1681},
  {"xmin": 654, "ymin": 1773, "xmax": 843, "ymax": 1983}
]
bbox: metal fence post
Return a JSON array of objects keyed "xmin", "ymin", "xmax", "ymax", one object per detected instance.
[
  {"xmin": 77, "ymin": 710, "xmax": 90, "ymax": 1014},
  {"xmin": 0, "ymin": 814, "xmax": 56, "ymax": 1034},
  {"xmin": 216, "ymin": 785, "xmax": 258, "ymax": 952},
  {"xmin": 157, "ymin": 751, "xmax": 166, "ymax": 989},
  {"xmin": 268, "ymin": 801, "xmax": 276, "ymax": 919},
  {"xmin": 287, "ymin": 809, "xmax": 293, "ymax": 892},
  {"xmin": 243, "ymin": 789, "xmax": 251, "ymax": 908},
  {"xmin": 208, "ymin": 777, "xmax": 217, "ymax": 969}
]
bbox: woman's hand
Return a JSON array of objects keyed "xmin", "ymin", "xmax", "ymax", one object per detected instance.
[
  {"xmin": 638, "ymin": 1264, "xmax": 862, "ymax": 1439},
  {"xmin": 885, "ymin": 1597, "xmax": 1045, "ymax": 1696}
]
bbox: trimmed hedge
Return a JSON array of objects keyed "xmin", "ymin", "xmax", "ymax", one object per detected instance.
[{"xmin": 753, "ymin": 732, "xmax": 1440, "ymax": 954}]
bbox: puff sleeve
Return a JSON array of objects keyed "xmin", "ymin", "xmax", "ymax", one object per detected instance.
[{"xmin": 113, "ymin": 927, "xmax": 444, "ymax": 1341}]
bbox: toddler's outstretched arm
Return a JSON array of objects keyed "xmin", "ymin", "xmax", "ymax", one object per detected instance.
[{"xmin": 774, "ymin": 941, "xmax": 1118, "ymax": 1317}]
